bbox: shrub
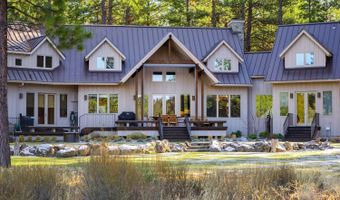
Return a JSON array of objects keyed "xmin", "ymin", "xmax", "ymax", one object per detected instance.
[
  {"xmin": 113, "ymin": 135, "xmax": 121, "ymax": 141},
  {"xmin": 26, "ymin": 136, "xmax": 33, "ymax": 142},
  {"xmin": 128, "ymin": 133, "xmax": 147, "ymax": 140},
  {"xmin": 259, "ymin": 131, "xmax": 269, "ymax": 138},
  {"xmin": 207, "ymin": 135, "xmax": 213, "ymax": 141},
  {"xmin": 247, "ymin": 134, "xmax": 257, "ymax": 140},
  {"xmin": 273, "ymin": 133, "xmax": 284, "ymax": 140},
  {"xmin": 43, "ymin": 136, "xmax": 50, "ymax": 143},
  {"xmin": 50, "ymin": 136, "xmax": 57, "ymax": 142},
  {"xmin": 231, "ymin": 130, "xmax": 242, "ymax": 138},
  {"xmin": 192, "ymin": 135, "xmax": 198, "ymax": 141},
  {"xmin": 18, "ymin": 135, "xmax": 25, "ymax": 143},
  {"xmin": 126, "ymin": 135, "xmax": 132, "ymax": 141},
  {"xmin": 220, "ymin": 135, "xmax": 226, "ymax": 141},
  {"xmin": 35, "ymin": 136, "xmax": 42, "ymax": 142}
]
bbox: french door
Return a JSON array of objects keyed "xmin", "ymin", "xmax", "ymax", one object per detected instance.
[
  {"xmin": 38, "ymin": 94, "xmax": 55, "ymax": 125},
  {"xmin": 152, "ymin": 94, "xmax": 175, "ymax": 116},
  {"xmin": 296, "ymin": 92, "xmax": 316, "ymax": 125}
]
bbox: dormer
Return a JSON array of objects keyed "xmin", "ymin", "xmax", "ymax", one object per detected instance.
[
  {"xmin": 279, "ymin": 30, "xmax": 332, "ymax": 69},
  {"xmin": 8, "ymin": 37, "xmax": 65, "ymax": 70},
  {"xmin": 204, "ymin": 40, "xmax": 244, "ymax": 73},
  {"xmin": 85, "ymin": 37, "xmax": 126, "ymax": 72}
]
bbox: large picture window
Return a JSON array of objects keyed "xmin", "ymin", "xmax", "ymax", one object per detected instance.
[
  {"xmin": 60, "ymin": 94, "xmax": 67, "ymax": 117},
  {"xmin": 26, "ymin": 93, "xmax": 34, "ymax": 117},
  {"xmin": 256, "ymin": 95, "xmax": 272, "ymax": 118},
  {"xmin": 165, "ymin": 95, "xmax": 175, "ymax": 115},
  {"xmin": 180, "ymin": 95, "xmax": 190, "ymax": 117},
  {"xmin": 88, "ymin": 94, "xmax": 118, "ymax": 113},
  {"xmin": 230, "ymin": 95, "xmax": 241, "ymax": 117},
  {"xmin": 323, "ymin": 91, "xmax": 332, "ymax": 116},
  {"xmin": 206, "ymin": 95, "xmax": 217, "ymax": 117},
  {"xmin": 206, "ymin": 94, "xmax": 241, "ymax": 118},
  {"xmin": 218, "ymin": 95, "xmax": 229, "ymax": 117},
  {"xmin": 280, "ymin": 92, "xmax": 289, "ymax": 116},
  {"xmin": 109, "ymin": 94, "xmax": 119, "ymax": 113},
  {"xmin": 88, "ymin": 94, "xmax": 97, "ymax": 113},
  {"xmin": 137, "ymin": 95, "xmax": 148, "ymax": 118},
  {"xmin": 153, "ymin": 95, "xmax": 163, "ymax": 116}
]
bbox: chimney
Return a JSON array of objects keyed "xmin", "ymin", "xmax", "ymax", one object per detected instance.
[{"xmin": 227, "ymin": 19, "xmax": 245, "ymax": 51}]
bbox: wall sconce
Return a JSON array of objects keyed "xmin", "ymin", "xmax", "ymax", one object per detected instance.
[
  {"xmin": 192, "ymin": 95, "xmax": 196, "ymax": 101},
  {"xmin": 317, "ymin": 92, "xmax": 321, "ymax": 98},
  {"xmin": 84, "ymin": 95, "xmax": 87, "ymax": 101},
  {"xmin": 19, "ymin": 93, "xmax": 23, "ymax": 99},
  {"xmin": 290, "ymin": 93, "xmax": 293, "ymax": 99}
]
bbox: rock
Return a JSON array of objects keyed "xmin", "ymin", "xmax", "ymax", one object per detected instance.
[
  {"xmin": 209, "ymin": 140, "xmax": 221, "ymax": 152},
  {"xmin": 283, "ymin": 142, "xmax": 294, "ymax": 151},
  {"xmin": 223, "ymin": 146, "xmax": 236, "ymax": 152},
  {"xmin": 78, "ymin": 145, "xmax": 91, "ymax": 156},
  {"xmin": 275, "ymin": 144, "xmax": 286, "ymax": 152},
  {"xmin": 254, "ymin": 141, "xmax": 271, "ymax": 152},
  {"xmin": 56, "ymin": 147, "xmax": 76, "ymax": 157},
  {"xmin": 36, "ymin": 144, "xmax": 55, "ymax": 157},
  {"xmin": 321, "ymin": 141, "xmax": 332, "ymax": 149},
  {"xmin": 184, "ymin": 141, "xmax": 191, "ymax": 148},
  {"xmin": 119, "ymin": 145, "xmax": 140, "ymax": 154},
  {"xmin": 90, "ymin": 143, "xmax": 109, "ymax": 155},
  {"xmin": 297, "ymin": 143, "xmax": 305, "ymax": 150},
  {"xmin": 305, "ymin": 141, "xmax": 321, "ymax": 150},
  {"xmin": 292, "ymin": 143, "xmax": 300, "ymax": 150},
  {"xmin": 236, "ymin": 137, "xmax": 248, "ymax": 142},
  {"xmin": 170, "ymin": 144, "xmax": 187, "ymax": 152},
  {"xmin": 270, "ymin": 139, "xmax": 279, "ymax": 152},
  {"xmin": 235, "ymin": 143, "xmax": 255, "ymax": 152},
  {"xmin": 155, "ymin": 140, "xmax": 171, "ymax": 153},
  {"xmin": 19, "ymin": 146, "xmax": 36, "ymax": 156}
]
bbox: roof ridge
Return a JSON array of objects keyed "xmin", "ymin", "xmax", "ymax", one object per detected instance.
[
  {"xmin": 65, "ymin": 24, "xmax": 232, "ymax": 30},
  {"xmin": 278, "ymin": 21, "xmax": 340, "ymax": 27},
  {"xmin": 244, "ymin": 51, "xmax": 271, "ymax": 54}
]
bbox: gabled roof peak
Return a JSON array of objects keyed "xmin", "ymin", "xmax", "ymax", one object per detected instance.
[
  {"xmin": 203, "ymin": 40, "xmax": 244, "ymax": 62},
  {"xmin": 84, "ymin": 37, "xmax": 126, "ymax": 61}
]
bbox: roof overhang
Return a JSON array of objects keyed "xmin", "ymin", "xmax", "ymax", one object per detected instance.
[
  {"xmin": 120, "ymin": 32, "xmax": 219, "ymax": 84},
  {"xmin": 8, "ymin": 37, "xmax": 66, "ymax": 60},
  {"xmin": 214, "ymin": 83, "xmax": 252, "ymax": 87},
  {"xmin": 279, "ymin": 30, "xmax": 332, "ymax": 58},
  {"xmin": 84, "ymin": 37, "xmax": 126, "ymax": 61},
  {"xmin": 203, "ymin": 40, "xmax": 244, "ymax": 62},
  {"xmin": 266, "ymin": 79, "xmax": 340, "ymax": 84}
]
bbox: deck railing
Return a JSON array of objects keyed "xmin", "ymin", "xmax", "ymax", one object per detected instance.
[
  {"xmin": 184, "ymin": 116, "xmax": 192, "ymax": 140},
  {"xmin": 158, "ymin": 117, "xmax": 164, "ymax": 140},
  {"xmin": 79, "ymin": 113, "xmax": 116, "ymax": 130},
  {"xmin": 283, "ymin": 113, "xmax": 293, "ymax": 135},
  {"xmin": 311, "ymin": 113, "xmax": 320, "ymax": 139}
]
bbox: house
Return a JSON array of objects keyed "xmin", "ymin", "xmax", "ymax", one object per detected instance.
[{"xmin": 6, "ymin": 21, "xmax": 340, "ymax": 140}]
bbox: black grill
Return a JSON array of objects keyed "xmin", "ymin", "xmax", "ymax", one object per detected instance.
[{"xmin": 118, "ymin": 112, "xmax": 136, "ymax": 120}]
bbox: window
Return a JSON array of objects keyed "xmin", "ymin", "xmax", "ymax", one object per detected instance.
[
  {"xmin": 96, "ymin": 56, "xmax": 116, "ymax": 70},
  {"xmin": 165, "ymin": 95, "xmax": 175, "ymax": 115},
  {"xmin": 214, "ymin": 58, "xmax": 231, "ymax": 72},
  {"xmin": 109, "ymin": 94, "xmax": 118, "ymax": 113},
  {"xmin": 45, "ymin": 56, "xmax": 52, "ymax": 68},
  {"xmin": 106, "ymin": 57, "xmax": 114, "ymax": 69},
  {"xmin": 60, "ymin": 94, "xmax": 67, "ymax": 117},
  {"xmin": 180, "ymin": 95, "xmax": 190, "ymax": 117},
  {"xmin": 280, "ymin": 92, "xmax": 289, "ymax": 116},
  {"xmin": 99, "ymin": 94, "xmax": 108, "ymax": 113},
  {"xmin": 88, "ymin": 94, "xmax": 97, "ymax": 113},
  {"xmin": 323, "ymin": 91, "xmax": 332, "ymax": 116},
  {"xmin": 207, "ymin": 95, "xmax": 217, "ymax": 117},
  {"xmin": 256, "ymin": 95, "xmax": 272, "ymax": 118},
  {"xmin": 218, "ymin": 95, "xmax": 229, "ymax": 117},
  {"xmin": 96, "ymin": 57, "xmax": 106, "ymax": 69},
  {"xmin": 15, "ymin": 58, "xmax": 22, "ymax": 66},
  {"xmin": 37, "ymin": 56, "xmax": 44, "ymax": 67},
  {"xmin": 296, "ymin": 53, "xmax": 314, "ymax": 66},
  {"xmin": 26, "ymin": 93, "xmax": 34, "ymax": 117},
  {"xmin": 166, "ymin": 72, "xmax": 176, "ymax": 82},
  {"xmin": 152, "ymin": 72, "xmax": 163, "ymax": 82},
  {"xmin": 230, "ymin": 95, "xmax": 241, "ymax": 117},
  {"xmin": 137, "ymin": 95, "xmax": 148, "ymax": 118},
  {"xmin": 153, "ymin": 95, "xmax": 163, "ymax": 116}
]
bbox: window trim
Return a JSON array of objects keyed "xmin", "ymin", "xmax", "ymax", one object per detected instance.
[
  {"xmin": 87, "ymin": 93, "xmax": 119, "ymax": 114},
  {"xmin": 206, "ymin": 94, "xmax": 241, "ymax": 118},
  {"xmin": 295, "ymin": 52, "xmax": 315, "ymax": 66},
  {"xmin": 152, "ymin": 72, "xmax": 163, "ymax": 82},
  {"xmin": 165, "ymin": 72, "xmax": 176, "ymax": 82},
  {"xmin": 94, "ymin": 56, "xmax": 120, "ymax": 71},
  {"xmin": 15, "ymin": 58, "xmax": 22, "ymax": 66},
  {"xmin": 37, "ymin": 55, "xmax": 54, "ymax": 69}
]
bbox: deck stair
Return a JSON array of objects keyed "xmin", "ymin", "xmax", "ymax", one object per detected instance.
[
  {"xmin": 187, "ymin": 142, "xmax": 210, "ymax": 152},
  {"xmin": 162, "ymin": 127, "xmax": 191, "ymax": 141},
  {"xmin": 284, "ymin": 126, "xmax": 311, "ymax": 142}
]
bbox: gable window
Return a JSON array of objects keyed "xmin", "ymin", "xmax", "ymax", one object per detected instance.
[
  {"xmin": 37, "ymin": 55, "xmax": 53, "ymax": 68},
  {"xmin": 37, "ymin": 56, "xmax": 44, "ymax": 67},
  {"xmin": 279, "ymin": 92, "xmax": 289, "ymax": 116},
  {"xmin": 96, "ymin": 56, "xmax": 116, "ymax": 70},
  {"xmin": 166, "ymin": 72, "xmax": 176, "ymax": 82},
  {"xmin": 45, "ymin": 56, "xmax": 53, "ymax": 68},
  {"xmin": 296, "ymin": 53, "xmax": 314, "ymax": 66},
  {"xmin": 15, "ymin": 58, "xmax": 22, "ymax": 66},
  {"xmin": 214, "ymin": 58, "xmax": 231, "ymax": 72},
  {"xmin": 60, "ymin": 94, "xmax": 67, "ymax": 117},
  {"xmin": 152, "ymin": 72, "xmax": 163, "ymax": 82},
  {"xmin": 26, "ymin": 93, "xmax": 34, "ymax": 117},
  {"xmin": 96, "ymin": 57, "xmax": 105, "ymax": 69},
  {"xmin": 106, "ymin": 57, "xmax": 114, "ymax": 69},
  {"xmin": 323, "ymin": 91, "xmax": 332, "ymax": 116}
]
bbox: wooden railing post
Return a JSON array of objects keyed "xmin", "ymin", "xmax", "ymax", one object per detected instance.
[{"xmin": 184, "ymin": 115, "xmax": 192, "ymax": 140}]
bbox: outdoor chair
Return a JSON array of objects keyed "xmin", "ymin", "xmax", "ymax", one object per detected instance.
[
  {"xmin": 161, "ymin": 115, "xmax": 169, "ymax": 126},
  {"xmin": 169, "ymin": 115, "xmax": 178, "ymax": 126}
]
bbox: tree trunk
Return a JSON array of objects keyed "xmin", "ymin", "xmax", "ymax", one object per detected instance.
[
  {"xmin": 107, "ymin": 0, "xmax": 113, "ymax": 25},
  {"xmin": 278, "ymin": 0, "xmax": 283, "ymax": 25},
  {"xmin": 186, "ymin": 0, "xmax": 190, "ymax": 26},
  {"xmin": 240, "ymin": 0, "xmax": 245, "ymax": 19},
  {"xmin": 211, "ymin": 0, "xmax": 217, "ymax": 27},
  {"xmin": 245, "ymin": 0, "xmax": 253, "ymax": 51},
  {"xmin": 0, "ymin": 0, "xmax": 11, "ymax": 167},
  {"xmin": 124, "ymin": 6, "xmax": 132, "ymax": 25},
  {"xmin": 101, "ymin": 0, "xmax": 107, "ymax": 24}
]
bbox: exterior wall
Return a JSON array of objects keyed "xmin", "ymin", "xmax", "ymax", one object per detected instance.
[
  {"xmin": 284, "ymin": 34, "xmax": 326, "ymax": 68},
  {"xmin": 8, "ymin": 41, "xmax": 61, "ymax": 69},
  {"xmin": 8, "ymin": 83, "xmax": 78, "ymax": 127},
  {"xmin": 88, "ymin": 42, "xmax": 123, "ymax": 71},
  {"xmin": 272, "ymin": 82, "xmax": 340, "ymax": 137},
  {"xmin": 248, "ymin": 78, "xmax": 272, "ymax": 134},
  {"xmin": 206, "ymin": 45, "xmax": 239, "ymax": 72}
]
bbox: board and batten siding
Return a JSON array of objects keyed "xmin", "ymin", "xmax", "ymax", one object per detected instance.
[
  {"xmin": 7, "ymin": 83, "xmax": 78, "ymax": 126},
  {"xmin": 8, "ymin": 41, "xmax": 61, "ymax": 69},
  {"xmin": 206, "ymin": 44, "xmax": 240, "ymax": 73},
  {"xmin": 88, "ymin": 42, "xmax": 123, "ymax": 71},
  {"xmin": 284, "ymin": 34, "xmax": 326, "ymax": 68},
  {"xmin": 272, "ymin": 82, "xmax": 340, "ymax": 137}
]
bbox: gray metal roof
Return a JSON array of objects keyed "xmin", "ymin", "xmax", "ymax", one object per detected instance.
[
  {"xmin": 266, "ymin": 22, "xmax": 340, "ymax": 82},
  {"xmin": 7, "ymin": 24, "xmax": 44, "ymax": 52},
  {"xmin": 8, "ymin": 25, "xmax": 250, "ymax": 85},
  {"xmin": 8, "ymin": 68, "xmax": 53, "ymax": 82},
  {"xmin": 244, "ymin": 51, "xmax": 271, "ymax": 77}
]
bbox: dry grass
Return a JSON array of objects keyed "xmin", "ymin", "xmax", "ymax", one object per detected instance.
[{"xmin": 1, "ymin": 154, "xmax": 340, "ymax": 200}]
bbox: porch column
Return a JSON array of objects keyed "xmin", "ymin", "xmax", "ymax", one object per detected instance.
[
  {"xmin": 134, "ymin": 72, "xmax": 138, "ymax": 119},
  {"xmin": 201, "ymin": 73, "xmax": 204, "ymax": 121},
  {"xmin": 195, "ymin": 65, "xmax": 199, "ymax": 120},
  {"xmin": 141, "ymin": 66, "xmax": 145, "ymax": 120}
]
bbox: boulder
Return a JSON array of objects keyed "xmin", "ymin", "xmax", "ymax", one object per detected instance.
[
  {"xmin": 19, "ymin": 146, "xmax": 36, "ymax": 156},
  {"xmin": 119, "ymin": 145, "xmax": 140, "ymax": 154},
  {"xmin": 36, "ymin": 144, "xmax": 55, "ymax": 157},
  {"xmin": 292, "ymin": 143, "xmax": 300, "ymax": 150},
  {"xmin": 305, "ymin": 141, "xmax": 321, "ymax": 150},
  {"xmin": 155, "ymin": 140, "xmax": 171, "ymax": 153},
  {"xmin": 56, "ymin": 147, "xmax": 76, "ymax": 157},
  {"xmin": 90, "ymin": 143, "xmax": 109, "ymax": 155},
  {"xmin": 223, "ymin": 146, "xmax": 236, "ymax": 152},
  {"xmin": 108, "ymin": 145, "xmax": 120, "ymax": 155},
  {"xmin": 209, "ymin": 140, "xmax": 221, "ymax": 152},
  {"xmin": 235, "ymin": 143, "xmax": 255, "ymax": 152},
  {"xmin": 275, "ymin": 144, "xmax": 286, "ymax": 152},
  {"xmin": 297, "ymin": 143, "xmax": 305, "ymax": 150},
  {"xmin": 321, "ymin": 141, "xmax": 332, "ymax": 149},
  {"xmin": 170, "ymin": 143, "xmax": 187, "ymax": 152},
  {"xmin": 283, "ymin": 142, "xmax": 294, "ymax": 151},
  {"xmin": 254, "ymin": 141, "xmax": 271, "ymax": 152},
  {"xmin": 78, "ymin": 144, "xmax": 91, "ymax": 156},
  {"xmin": 270, "ymin": 139, "xmax": 279, "ymax": 152}
]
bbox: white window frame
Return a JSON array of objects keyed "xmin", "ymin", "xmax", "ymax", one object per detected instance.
[
  {"xmin": 87, "ymin": 93, "xmax": 119, "ymax": 114},
  {"xmin": 206, "ymin": 94, "xmax": 241, "ymax": 118},
  {"xmin": 95, "ymin": 56, "xmax": 117, "ymax": 71},
  {"xmin": 295, "ymin": 52, "xmax": 315, "ymax": 66}
]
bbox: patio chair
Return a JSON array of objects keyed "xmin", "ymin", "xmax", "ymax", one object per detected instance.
[
  {"xmin": 161, "ymin": 115, "xmax": 169, "ymax": 126},
  {"xmin": 169, "ymin": 115, "xmax": 178, "ymax": 126}
]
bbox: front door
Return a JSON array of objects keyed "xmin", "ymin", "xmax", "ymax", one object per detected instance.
[
  {"xmin": 38, "ymin": 94, "xmax": 55, "ymax": 125},
  {"xmin": 296, "ymin": 92, "xmax": 316, "ymax": 125}
]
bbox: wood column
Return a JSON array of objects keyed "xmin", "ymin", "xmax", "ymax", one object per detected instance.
[
  {"xmin": 201, "ymin": 73, "xmax": 204, "ymax": 120},
  {"xmin": 195, "ymin": 65, "xmax": 199, "ymax": 120},
  {"xmin": 141, "ymin": 66, "xmax": 145, "ymax": 120},
  {"xmin": 134, "ymin": 72, "xmax": 138, "ymax": 119}
]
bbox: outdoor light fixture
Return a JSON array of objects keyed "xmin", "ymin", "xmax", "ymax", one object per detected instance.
[
  {"xmin": 192, "ymin": 95, "xmax": 196, "ymax": 101},
  {"xmin": 84, "ymin": 95, "xmax": 87, "ymax": 101},
  {"xmin": 19, "ymin": 93, "xmax": 23, "ymax": 99},
  {"xmin": 290, "ymin": 93, "xmax": 293, "ymax": 99},
  {"xmin": 317, "ymin": 92, "xmax": 321, "ymax": 98}
]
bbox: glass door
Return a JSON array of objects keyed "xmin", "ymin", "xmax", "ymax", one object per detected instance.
[
  {"xmin": 38, "ymin": 94, "xmax": 55, "ymax": 125},
  {"xmin": 152, "ymin": 95, "xmax": 176, "ymax": 116},
  {"xmin": 296, "ymin": 92, "xmax": 316, "ymax": 126},
  {"xmin": 47, "ymin": 95, "xmax": 55, "ymax": 125},
  {"xmin": 38, "ymin": 94, "xmax": 45, "ymax": 124}
]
